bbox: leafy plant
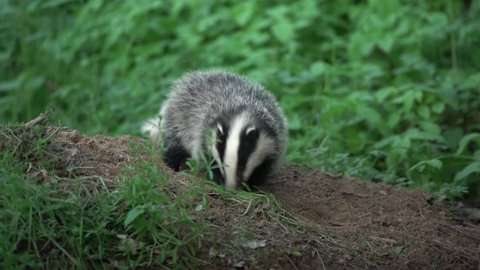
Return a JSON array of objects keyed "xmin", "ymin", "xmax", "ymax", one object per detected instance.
[{"xmin": 1, "ymin": 0, "xmax": 479, "ymax": 200}]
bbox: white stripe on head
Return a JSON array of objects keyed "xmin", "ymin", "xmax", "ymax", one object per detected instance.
[
  {"xmin": 243, "ymin": 132, "xmax": 274, "ymax": 181},
  {"xmin": 210, "ymin": 127, "xmax": 225, "ymax": 176},
  {"xmin": 223, "ymin": 114, "xmax": 248, "ymax": 189}
]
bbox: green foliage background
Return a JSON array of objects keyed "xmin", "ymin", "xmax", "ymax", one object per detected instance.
[{"xmin": 1, "ymin": 0, "xmax": 479, "ymax": 200}]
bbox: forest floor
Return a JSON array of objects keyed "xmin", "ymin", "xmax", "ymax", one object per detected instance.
[{"xmin": 10, "ymin": 126, "xmax": 480, "ymax": 269}]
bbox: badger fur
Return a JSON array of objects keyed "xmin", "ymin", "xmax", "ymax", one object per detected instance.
[{"xmin": 142, "ymin": 71, "xmax": 288, "ymax": 189}]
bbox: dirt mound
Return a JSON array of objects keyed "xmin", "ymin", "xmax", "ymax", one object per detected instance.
[
  {"xmin": 264, "ymin": 166, "xmax": 480, "ymax": 269},
  {"xmin": 51, "ymin": 129, "xmax": 134, "ymax": 179},
  {"xmin": 34, "ymin": 128, "xmax": 480, "ymax": 269}
]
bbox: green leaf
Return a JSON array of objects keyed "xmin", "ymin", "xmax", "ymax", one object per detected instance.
[
  {"xmin": 460, "ymin": 73, "xmax": 480, "ymax": 89},
  {"xmin": 421, "ymin": 122, "xmax": 441, "ymax": 138},
  {"xmin": 443, "ymin": 128, "xmax": 464, "ymax": 151},
  {"xmin": 272, "ymin": 18, "xmax": 294, "ymax": 43},
  {"xmin": 288, "ymin": 113, "xmax": 302, "ymax": 131},
  {"xmin": 27, "ymin": 76, "xmax": 45, "ymax": 90},
  {"xmin": 392, "ymin": 136, "xmax": 411, "ymax": 158},
  {"xmin": 387, "ymin": 113, "xmax": 401, "ymax": 129},
  {"xmin": 456, "ymin": 133, "xmax": 480, "ymax": 155},
  {"xmin": 43, "ymin": 0, "xmax": 76, "ymax": 8},
  {"xmin": 310, "ymin": 61, "xmax": 328, "ymax": 76},
  {"xmin": 377, "ymin": 35, "xmax": 394, "ymax": 53},
  {"xmin": 375, "ymin": 87, "xmax": 396, "ymax": 102},
  {"xmin": 426, "ymin": 159, "xmax": 443, "ymax": 169},
  {"xmin": 406, "ymin": 128, "xmax": 443, "ymax": 142},
  {"xmin": 0, "ymin": 77, "xmax": 23, "ymax": 92},
  {"xmin": 431, "ymin": 102, "xmax": 445, "ymax": 114},
  {"xmin": 455, "ymin": 162, "xmax": 480, "ymax": 182},
  {"xmin": 357, "ymin": 105, "xmax": 381, "ymax": 126},
  {"xmin": 374, "ymin": 135, "xmax": 396, "ymax": 149},
  {"xmin": 124, "ymin": 206, "xmax": 145, "ymax": 227},
  {"xmin": 407, "ymin": 158, "xmax": 443, "ymax": 175},
  {"xmin": 417, "ymin": 105, "xmax": 430, "ymax": 119},
  {"xmin": 233, "ymin": 1, "xmax": 255, "ymax": 26}
]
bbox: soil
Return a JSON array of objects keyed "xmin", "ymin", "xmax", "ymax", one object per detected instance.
[{"xmin": 33, "ymin": 128, "xmax": 480, "ymax": 269}]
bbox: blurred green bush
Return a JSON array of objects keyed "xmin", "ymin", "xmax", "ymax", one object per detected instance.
[{"xmin": 1, "ymin": 0, "xmax": 479, "ymax": 200}]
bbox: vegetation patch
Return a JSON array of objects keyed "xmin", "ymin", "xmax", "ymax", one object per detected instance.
[
  {"xmin": 1, "ymin": 1, "xmax": 479, "ymax": 201},
  {"xmin": 1, "ymin": 120, "xmax": 478, "ymax": 269}
]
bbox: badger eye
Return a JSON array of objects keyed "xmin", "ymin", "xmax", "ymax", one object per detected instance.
[{"xmin": 245, "ymin": 128, "xmax": 259, "ymax": 141}]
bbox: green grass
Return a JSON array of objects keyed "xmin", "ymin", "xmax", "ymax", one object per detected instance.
[
  {"xmin": 1, "ymin": 123, "xmax": 326, "ymax": 269},
  {"xmin": 0, "ymin": 124, "xmax": 204, "ymax": 268}
]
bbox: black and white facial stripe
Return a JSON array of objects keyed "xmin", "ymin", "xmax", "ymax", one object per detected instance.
[{"xmin": 211, "ymin": 113, "xmax": 275, "ymax": 188}]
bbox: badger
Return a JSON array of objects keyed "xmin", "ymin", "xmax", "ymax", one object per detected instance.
[{"xmin": 142, "ymin": 71, "xmax": 288, "ymax": 189}]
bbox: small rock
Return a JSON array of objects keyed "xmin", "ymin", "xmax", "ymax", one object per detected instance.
[{"xmin": 242, "ymin": 239, "xmax": 267, "ymax": 249}]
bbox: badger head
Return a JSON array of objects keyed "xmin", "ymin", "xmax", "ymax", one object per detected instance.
[{"xmin": 209, "ymin": 112, "xmax": 276, "ymax": 189}]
